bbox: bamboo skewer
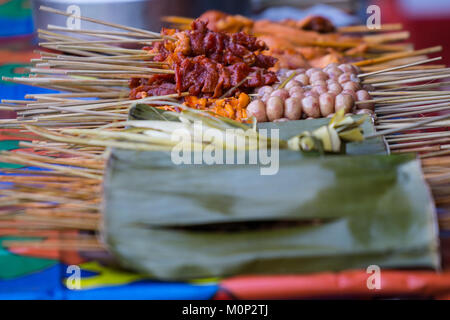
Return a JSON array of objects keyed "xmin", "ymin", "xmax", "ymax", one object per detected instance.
[
  {"xmin": 365, "ymin": 113, "xmax": 450, "ymax": 138},
  {"xmin": 39, "ymin": 6, "xmax": 168, "ymax": 39},
  {"xmin": 18, "ymin": 141, "xmax": 105, "ymax": 159},
  {"xmin": 338, "ymin": 23, "xmax": 403, "ymax": 33},
  {"xmin": 363, "ymin": 31, "xmax": 410, "ymax": 44},
  {"xmin": 370, "ymin": 73, "xmax": 450, "ymax": 87},
  {"xmin": 40, "ymin": 44, "xmax": 149, "ymax": 55},
  {"xmin": 40, "ymin": 38, "xmax": 164, "ymax": 46},
  {"xmin": 358, "ymin": 57, "xmax": 443, "ymax": 78},
  {"xmin": 362, "ymin": 70, "xmax": 450, "ymax": 85},
  {"xmin": 47, "ymin": 25, "xmax": 160, "ymax": 38},
  {"xmin": 353, "ymin": 46, "xmax": 442, "ymax": 67}
]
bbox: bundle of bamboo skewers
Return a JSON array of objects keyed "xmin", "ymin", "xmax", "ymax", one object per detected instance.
[{"xmin": 0, "ymin": 5, "xmax": 449, "ymax": 251}]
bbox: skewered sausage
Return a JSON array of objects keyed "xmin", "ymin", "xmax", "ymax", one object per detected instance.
[
  {"xmin": 338, "ymin": 63, "xmax": 358, "ymax": 74},
  {"xmin": 306, "ymin": 68, "xmax": 322, "ymax": 77},
  {"xmin": 266, "ymin": 96, "xmax": 284, "ymax": 121},
  {"xmin": 271, "ymin": 88, "xmax": 290, "ymax": 100},
  {"xmin": 304, "ymin": 90, "xmax": 319, "ymax": 98},
  {"xmin": 338, "ymin": 72, "xmax": 353, "ymax": 84},
  {"xmin": 288, "ymin": 85, "xmax": 304, "ymax": 96},
  {"xmin": 327, "ymin": 81, "xmax": 342, "ymax": 94},
  {"xmin": 335, "ymin": 93, "xmax": 354, "ymax": 113},
  {"xmin": 257, "ymin": 85, "xmax": 274, "ymax": 97},
  {"xmin": 302, "ymin": 96, "xmax": 321, "ymax": 118},
  {"xmin": 312, "ymin": 85, "xmax": 328, "ymax": 95},
  {"xmin": 247, "ymin": 99, "xmax": 268, "ymax": 122},
  {"xmin": 342, "ymin": 81, "xmax": 361, "ymax": 92},
  {"xmin": 355, "ymin": 89, "xmax": 374, "ymax": 110},
  {"xmin": 325, "ymin": 66, "xmax": 343, "ymax": 80},
  {"xmin": 294, "ymin": 73, "xmax": 310, "ymax": 86},
  {"xmin": 310, "ymin": 71, "xmax": 328, "ymax": 83},
  {"xmin": 341, "ymin": 89, "xmax": 358, "ymax": 101},
  {"xmin": 311, "ymin": 79, "xmax": 327, "ymax": 87},
  {"xmin": 284, "ymin": 97, "xmax": 303, "ymax": 120},
  {"xmin": 319, "ymin": 93, "xmax": 335, "ymax": 117},
  {"xmin": 285, "ymin": 80, "xmax": 302, "ymax": 90}
]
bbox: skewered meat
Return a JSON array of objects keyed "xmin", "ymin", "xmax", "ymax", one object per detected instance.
[
  {"xmin": 153, "ymin": 20, "xmax": 276, "ymax": 68},
  {"xmin": 185, "ymin": 11, "xmax": 372, "ymax": 70},
  {"xmin": 292, "ymin": 16, "xmax": 336, "ymax": 33},
  {"xmin": 173, "ymin": 55, "xmax": 277, "ymax": 97},
  {"xmin": 129, "ymin": 74, "xmax": 176, "ymax": 99},
  {"xmin": 199, "ymin": 11, "xmax": 335, "ymax": 34},
  {"xmin": 198, "ymin": 10, "xmax": 253, "ymax": 33},
  {"xmin": 130, "ymin": 20, "xmax": 278, "ymax": 99}
]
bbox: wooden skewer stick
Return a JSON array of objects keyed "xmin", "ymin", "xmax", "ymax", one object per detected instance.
[
  {"xmin": 369, "ymin": 90, "xmax": 450, "ymax": 96},
  {"xmin": 39, "ymin": 6, "xmax": 169, "ymax": 39},
  {"xmin": 39, "ymin": 55, "xmax": 164, "ymax": 65},
  {"xmin": 389, "ymin": 138, "xmax": 450, "ymax": 150},
  {"xmin": 363, "ymin": 31, "xmax": 410, "ymax": 44},
  {"xmin": 376, "ymin": 102, "xmax": 450, "ymax": 115},
  {"xmin": 18, "ymin": 141, "xmax": 104, "ymax": 159},
  {"xmin": 4, "ymin": 77, "xmax": 129, "ymax": 86},
  {"xmin": 26, "ymin": 92, "xmax": 128, "ymax": 99},
  {"xmin": 37, "ymin": 29, "xmax": 108, "ymax": 56},
  {"xmin": 371, "ymin": 73, "xmax": 450, "ymax": 87},
  {"xmin": 353, "ymin": 46, "xmax": 442, "ymax": 67},
  {"xmin": 38, "ymin": 31, "xmax": 135, "ymax": 46},
  {"xmin": 46, "ymin": 106, "xmax": 128, "ymax": 118},
  {"xmin": 380, "ymin": 81, "xmax": 450, "ymax": 92},
  {"xmin": 40, "ymin": 38, "xmax": 164, "ymax": 46},
  {"xmin": 420, "ymin": 150, "xmax": 450, "ymax": 159},
  {"xmin": 338, "ymin": 23, "xmax": 403, "ymax": 33},
  {"xmin": 161, "ymin": 16, "xmax": 195, "ymax": 25},
  {"xmin": 360, "ymin": 64, "xmax": 446, "ymax": 72},
  {"xmin": 0, "ymin": 154, "xmax": 102, "ymax": 180},
  {"xmin": 358, "ymin": 57, "xmax": 442, "ymax": 78},
  {"xmin": 383, "ymin": 130, "xmax": 450, "ymax": 140},
  {"xmin": 41, "ymin": 59, "xmax": 171, "ymax": 73},
  {"xmin": 23, "ymin": 125, "xmax": 172, "ymax": 151},
  {"xmin": 7, "ymin": 150, "xmax": 104, "ymax": 171},
  {"xmin": 46, "ymin": 25, "xmax": 157, "ymax": 38},
  {"xmin": 376, "ymin": 100, "xmax": 450, "ymax": 113},
  {"xmin": 357, "ymin": 94, "xmax": 450, "ymax": 105},
  {"xmin": 364, "ymin": 68, "xmax": 450, "ymax": 77},
  {"xmin": 365, "ymin": 113, "xmax": 450, "ymax": 138},
  {"xmin": 40, "ymin": 44, "xmax": 148, "ymax": 55},
  {"xmin": 377, "ymin": 104, "xmax": 450, "ymax": 118},
  {"xmin": 363, "ymin": 69, "xmax": 450, "ymax": 84}
]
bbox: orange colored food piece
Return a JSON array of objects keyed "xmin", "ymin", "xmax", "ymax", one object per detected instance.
[{"xmin": 183, "ymin": 93, "xmax": 251, "ymax": 122}]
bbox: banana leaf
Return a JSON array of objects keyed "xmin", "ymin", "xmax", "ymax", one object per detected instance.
[
  {"xmin": 103, "ymin": 151, "xmax": 440, "ymax": 280},
  {"xmin": 129, "ymin": 104, "xmax": 388, "ymax": 156}
]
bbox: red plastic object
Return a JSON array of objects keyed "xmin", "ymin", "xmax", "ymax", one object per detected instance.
[{"xmin": 215, "ymin": 270, "xmax": 450, "ymax": 299}]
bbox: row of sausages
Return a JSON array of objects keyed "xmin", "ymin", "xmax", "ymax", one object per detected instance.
[{"xmin": 247, "ymin": 64, "xmax": 375, "ymax": 122}]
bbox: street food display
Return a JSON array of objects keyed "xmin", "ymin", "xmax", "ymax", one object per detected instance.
[
  {"xmin": 125, "ymin": 20, "xmax": 379, "ymax": 122},
  {"xmin": 1, "ymin": 6, "xmax": 449, "ymax": 298}
]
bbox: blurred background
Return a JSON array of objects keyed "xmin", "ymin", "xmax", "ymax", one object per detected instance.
[{"xmin": 1, "ymin": 0, "xmax": 450, "ymax": 60}]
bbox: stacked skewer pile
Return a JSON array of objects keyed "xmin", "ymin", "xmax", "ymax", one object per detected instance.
[{"xmin": 0, "ymin": 5, "xmax": 449, "ymax": 250}]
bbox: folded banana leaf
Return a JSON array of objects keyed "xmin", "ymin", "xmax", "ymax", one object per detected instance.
[
  {"xmin": 129, "ymin": 104, "xmax": 388, "ymax": 156},
  {"xmin": 103, "ymin": 151, "xmax": 440, "ymax": 280}
]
